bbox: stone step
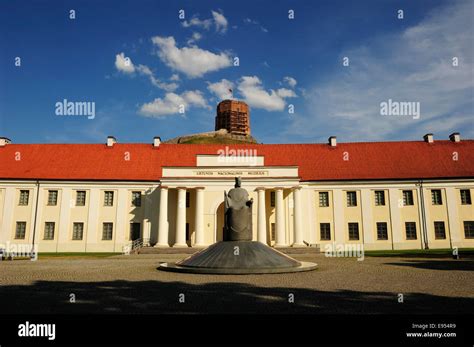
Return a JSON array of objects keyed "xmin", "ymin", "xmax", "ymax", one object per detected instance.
[
  {"xmin": 138, "ymin": 247, "xmax": 204, "ymax": 255},
  {"xmin": 138, "ymin": 245, "xmax": 320, "ymax": 255}
]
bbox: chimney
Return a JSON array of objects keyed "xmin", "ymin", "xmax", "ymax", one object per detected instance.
[
  {"xmin": 106, "ymin": 136, "xmax": 117, "ymax": 147},
  {"xmin": 423, "ymin": 133, "xmax": 434, "ymax": 143},
  {"xmin": 328, "ymin": 136, "xmax": 337, "ymax": 147},
  {"xmin": 153, "ymin": 136, "xmax": 161, "ymax": 147},
  {"xmin": 0, "ymin": 137, "xmax": 11, "ymax": 147},
  {"xmin": 449, "ymin": 132, "xmax": 460, "ymax": 143}
]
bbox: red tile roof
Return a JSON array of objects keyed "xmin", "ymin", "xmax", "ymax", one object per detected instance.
[{"xmin": 0, "ymin": 140, "xmax": 473, "ymax": 182}]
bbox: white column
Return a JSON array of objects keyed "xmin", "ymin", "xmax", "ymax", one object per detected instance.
[
  {"xmin": 31, "ymin": 186, "xmax": 45, "ymax": 247},
  {"xmin": 114, "ymin": 188, "xmax": 128, "ymax": 253},
  {"xmin": 155, "ymin": 187, "xmax": 169, "ymax": 247},
  {"xmin": 257, "ymin": 188, "xmax": 267, "ymax": 244},
  {"xmin": 143, "ymin": 219, "xmax": 151, "ymax": 246},
  {"xmin": 292, "ymin": 187, "xmax": 304, "ymax": 246},
  {"xmin": 86, "ymin": 189, "xmax": 100, "ymax": 250},
  {"xmin": 332, "ymin": 189, "xmax": 345, "ymax": 243},
  {"xmin": 275, "ymin": 188, "xmax": 287, "ymax": 247},
  {"xmin": 445, "ymin": 187, "xmax": 461, "ymax": 246},
  {"xmin": 143, "ymin": 188, "xmax": 151, "ymax": 246},
  {"xmin": 57, "ymin": 188, "xmax": 72, "ymax": 252},
  {"xmin": 194, "ymin": 187, "xmax": 205, "ymax": 247},
  {"xmin": 421, "ymin": 187, "xmax": 432, "ymax": 248},
  {"xmin": 388, "ymin": 188, "xmax": 402, "ymax": 248},
  {"xmin": 0, "ymin": 187, "xmax": 15, "ymax": 243},
  {"xmin": 174, "ymin": 187, "xmax": 187, "ymax": 247},
  {"xmin": 361, "ymin": 189, "xmax": 374, "ymax": 245}
]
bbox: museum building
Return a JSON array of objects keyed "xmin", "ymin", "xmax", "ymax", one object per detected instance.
[{"xmin": 0, "ymin": 100, "xmax": 473, "ymax": 253}]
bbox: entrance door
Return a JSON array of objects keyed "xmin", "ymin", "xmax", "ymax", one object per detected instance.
[
  {"xmin": 130, "ymin": 222, "xmax": 141, "ymax": 241},
  {"xmin": 216, "ymin": 202, "xmax": 225, "ymax": 242}
]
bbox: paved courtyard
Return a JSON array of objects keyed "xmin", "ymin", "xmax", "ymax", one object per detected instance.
[{"xmin": 0, "ymin": 253, "xmax": 473, "ymax": 314}]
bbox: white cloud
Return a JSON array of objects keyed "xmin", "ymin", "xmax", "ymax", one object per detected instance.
[
  {"xmin": 287, "ymin": 0, "xmax": 474, "ymax": 142},
  {"xmin": 139, "ymin": 90, "xmax": 209, "ymax": 118},
  {"xmin": 151, "ymin": 36, "xmax": 232, "ymax": 78},
  {"xmin": 211, "ymin": 10, "xmax": 228, "ymax": 33},
  {"xmin": 114, "ymin": 54, "xmax": 178, "ymax": 92},
  {"xmin": 243, "ymin": 18, "xmax": 268, "ymax": 33},
  {"xmin": 237, "ymin": 76, "xmax": 296, "ymax": 111},
  {"xmin": 207, "ymin": 79, "xmax": 234, "ymax": 100},
  {"xmin": 170, "ymin": 74, "xmax": 180, "ymax": 81},
  {"xmin": 276, "ymin": 88, "xmax": 297, "ymax": 98},
  {"xmin": 182, "ymin": 17, "xmax": 212, "ymax": 30},
  {"xmin": 115, "ymin": 52, "xmax": 135, "ymax": 73},
  {"xmin": 187, "ymin": 32, "xmax": 202, "ymax": 45},
  {"xmin": 182, "ymin": 11, "xmax": 229, "ymax": 34},
  {"xmin": 283, "ymin": 76, "xmax": 297, "ymax": 88},
  {"xmin": 181, "ymin": 90, "xmax": 209, "ymax": 109},
  {"xmin": 136, "ymin": 64, "xmax": 178, "ymax": 92}
]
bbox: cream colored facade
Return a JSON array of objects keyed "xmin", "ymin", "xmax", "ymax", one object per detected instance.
[{"xmin": 1, "ymin": 154, "xmax": 473, "ymax": 253}]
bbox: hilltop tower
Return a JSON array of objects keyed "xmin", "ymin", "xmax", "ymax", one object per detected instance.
[{"xmin": 215, "ymin": 100, "xmax": 250, "ymax": 136}]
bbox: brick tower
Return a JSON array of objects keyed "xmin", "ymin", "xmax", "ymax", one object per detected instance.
[{"xmin": 215, "ymin": 100, "xmax": 250, "ymax": 136}]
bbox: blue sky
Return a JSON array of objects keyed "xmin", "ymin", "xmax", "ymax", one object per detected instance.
[{"xmin": 0, "ymin": 0, "xmax": 472, "ymax": 144}]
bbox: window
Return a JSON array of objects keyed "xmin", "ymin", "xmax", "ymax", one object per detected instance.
[
  {"xmin": 44, "ymin": 222, "xmax": 55, "ymax": 240},
  {"xmin": 376, "ymin": 222, "xmax": 388, "ymax": 240},
  {"xmin": 104, "ymin": 191, "xmax": 114, "ymax": 206},
  {"xmin": 271, "ymin": 223, "xmax": 275, "ymax": 241},
  {"xmin": 186, "ymin": 192, "xmax": 190, "ymax": 208},
  {"xmin": 460, "ymin": 189, "xmax": 472, "ymax": 205},
  {"xmin": 348, "ymin": 223, "xmax": 359, "ymax": 240},
  {"xmin": 320, "ymin": 223, "xmax": 331, "ymax": 240},
  {"xmin": 403, "ymin": 190, "xmax": 414, "ymax": 206},
  {"xmin": 434, "ymin": 221, "xmax": 446, "ymax": 239},
  {"xmin": 19, "ymin": 190, "xmax": 29, "ymax": 205},
  {"xmin": 431, "ymin": 189, "xmax": 442, "ymax": 205},
  {"xmin": 347, "ymin": 191, "xmax": 357, "ymax": 207},
  {"xmin": 405, "ymin": 222, "xmax": 417, "ymax": 240},
  {"xmin": 270, "ymin": 192, "xmax": 275, "ymax": 207},
  {"xmin": 319, "ymin": 192, "xmax": 329, "ymax": 207},
  {"xmin": 76, "ymin": 191, "xmax": 86, "ymax": 206},
  {"xmin": 72, "ymin": 223, "xmax": 84, "ymax": 240},
  {"xmin": 464, "ymin": 221, "xmax": 474, "ymax": 239},
  {"xmin": 131, "ymin": 191, "xmax": 141, "ymax": 207},
  {"xmin": 186, "ymin": 223, "xmax": 190, "ymax": 241},
  {"xmin": 102, "ymin": 223, "xmax": 113, "ymax": 240},
  {"xmin": 15, "ymin": 222, "xmax": 27, "ymax": 239},
  {"xmin": 47, "ymin": 190, "xmax": 58, "ymax": 206},
  {"xmin": 374, "ymin": 191, "xmax": 385, "ymax": 206}
]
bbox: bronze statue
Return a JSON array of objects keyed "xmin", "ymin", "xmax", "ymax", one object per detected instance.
[{"xmin": 223, "ymin": 177, "xmax": 253, "ymax": 241}]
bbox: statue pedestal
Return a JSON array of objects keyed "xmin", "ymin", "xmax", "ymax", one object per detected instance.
[{"xmin": 159, "ymin": 241, "xmax": 317, "ymax": 274}]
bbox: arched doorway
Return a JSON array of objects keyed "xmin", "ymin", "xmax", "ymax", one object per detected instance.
[{"xmin": 215, "ymin": 202, "xmax": 225, "ymax": 242}]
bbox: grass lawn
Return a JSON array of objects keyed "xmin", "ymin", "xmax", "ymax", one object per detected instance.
[
  {"xmin": 37, "ymin": 252, "xmax": 121, "ymax": 259},
  {"xmin": 364, "ymin": 248, "xmax": 474, "ymax": 257}
]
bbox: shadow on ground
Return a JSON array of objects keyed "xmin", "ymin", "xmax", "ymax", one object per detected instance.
[
  {"xmin": 385, "ymin": 259, "xmax": 474, "ymax": 271},
  {"xmin": 0, "ymin": 278, "xmax": 472, "ymax": 314}
]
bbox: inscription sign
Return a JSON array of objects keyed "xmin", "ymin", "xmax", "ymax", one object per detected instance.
[{"xmin": 194, "ymin": 170, "xmax": 269, "ymax": 177}]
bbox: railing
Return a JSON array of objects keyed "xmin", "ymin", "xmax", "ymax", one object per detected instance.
[{"xmin": 123, "ymin": 238, "xmax": 144, "ymax": 255}]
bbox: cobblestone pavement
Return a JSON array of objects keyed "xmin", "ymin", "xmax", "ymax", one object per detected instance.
[{"xmin": 0, "ymin": 254, "xmax": 473, "ymax": 314}]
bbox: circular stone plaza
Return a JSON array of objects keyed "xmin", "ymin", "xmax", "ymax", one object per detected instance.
[{"xmin": 0, "ymin": 251, "xmax": 472, "ymax": 314}]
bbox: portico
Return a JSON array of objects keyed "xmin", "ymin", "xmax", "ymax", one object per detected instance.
[{"xmin": 154, "ymin": 157, "xmax": 304, "ymax": 248}]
